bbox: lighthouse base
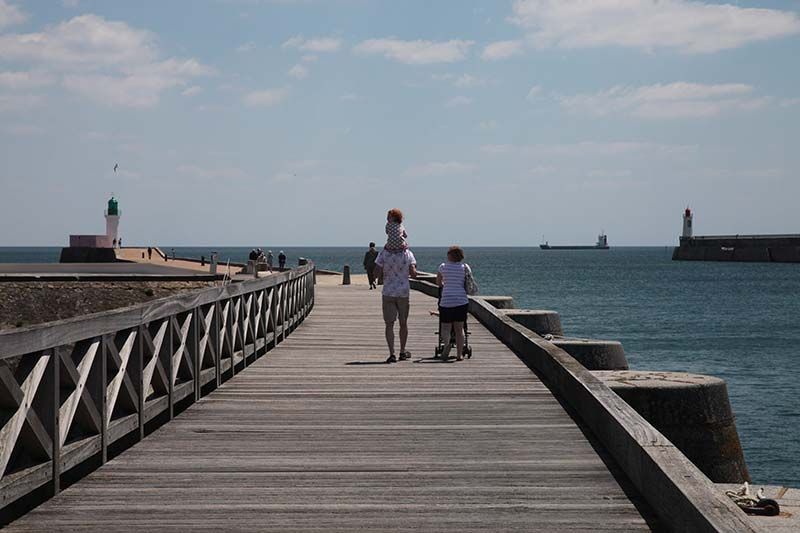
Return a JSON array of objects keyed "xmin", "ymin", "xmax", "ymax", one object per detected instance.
[{"xmin": 59, "ymin": 247, "xmax": 119, "ymax": 263}]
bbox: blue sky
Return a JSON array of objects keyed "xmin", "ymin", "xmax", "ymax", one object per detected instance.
[{"xmin": 1, "ymin": 0, "xmax": 799, "ymax": 246}]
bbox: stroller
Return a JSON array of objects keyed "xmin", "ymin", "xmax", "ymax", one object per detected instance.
[
  {"xmin": 433, "ymin": 286, "xmax": 473, "ymax": 359},
  {"xmin": 434, "ymin": 318, "xmax": 473, "ymax": 359}
]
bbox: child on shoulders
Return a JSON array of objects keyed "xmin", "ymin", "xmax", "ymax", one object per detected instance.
[{"xmin": 384, "ymin": 208, "xmax": 409, "ymax": 252}]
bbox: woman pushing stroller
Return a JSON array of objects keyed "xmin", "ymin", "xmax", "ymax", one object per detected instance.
[{"xmin": 436, "ymin": 246, "xmax": 477, "ymax": 361}]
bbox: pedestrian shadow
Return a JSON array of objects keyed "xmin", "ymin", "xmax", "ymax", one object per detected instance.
[
  {"xmin": 345, "ymin": 361, "xmax": 391, "ymax": 366},
  {"xmin": 413, "ymin": 357, "xmax": 452, "ymax": 364}
]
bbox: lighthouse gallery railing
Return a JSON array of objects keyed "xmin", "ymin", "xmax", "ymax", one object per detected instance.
[{"xmin": 0, "ymin": 264, "xmax": 315, "ymax": 512}]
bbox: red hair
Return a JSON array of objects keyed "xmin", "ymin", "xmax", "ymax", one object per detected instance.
[{"xmin": 387, "ymin": 208, "xmax": 403, "ymax": 223}]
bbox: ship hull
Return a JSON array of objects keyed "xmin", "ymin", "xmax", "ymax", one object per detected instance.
[
  {"xmin": 672, "ymin": 235, "xmax": 800, "ymax": 263},
  {"xmin": 540, "ymin": 245, "xmax": 609, "ymax": 250}
]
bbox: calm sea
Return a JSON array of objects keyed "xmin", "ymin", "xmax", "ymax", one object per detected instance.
[{"xmin": 2, "ymin": 246, "xmax": 798, "ymax": 486}]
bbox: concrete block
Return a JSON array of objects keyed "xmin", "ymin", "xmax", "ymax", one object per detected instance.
[
  {"xmin": 501, "ymin": 309, "xmax": 563, "ymax": 336},
  {"xmin": 552, "ymin": 338, "xmax": 628, "ymax": 370},
  {"xmin": 595, "ymin": 370, "xmax": 749, "ymax": 483},
  {"xmin": 477, "ymin": 296, "xmax": 515, "ymax": 309}
]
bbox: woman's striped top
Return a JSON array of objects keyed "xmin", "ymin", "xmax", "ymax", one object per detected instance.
[{"xmin": 438, "ymin": 261, "xmax": 470, "ymax": 308}]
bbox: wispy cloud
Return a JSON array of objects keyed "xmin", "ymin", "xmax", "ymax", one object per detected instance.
[
  {"xmin": 243, "ymin": 87, "xmax": 289, "ymax": 107},
  {"xmin": 481, "ymin": 40, "xmax": 524, "ymax": 60},
  {"xmin": 445, "ymin": 95, "xmax": 473, "ymax": 108},
  {"xmin": 404, "ymin": 161, "xmax": 474, "ymax": 177},
  {"xmin": 481, "ymin": 141, "xmax": 698, "ymax": 157},
  {"xmin": 353, "ymin": 39, "xmax": 474, "ymax": 64},
  {"xmin": 288, "ymin": 64, "xmax": 309, "ymax": 80},
  {"xmin": 181, "ymin": 85, "xmax": 202, "ymax": 96},
  {"xmin": 557, "ymin": 82, "xmax": 767, "ymax": 119},
  {"xmin": 282, "ymin": 35, "xmax": 342, "ymax": 53},
  {"xmin": 510, "ymin": 0, "xmax": 800, "ymax": 54},
  {"xmin": 236, "ymin": 41, "xmax": 256, "ymax": 53},
  {"xmin": 0, "ymin": 70, "xmax": 54, "ymax": 89},
  {"xmin": 0, "ymin": 0, "xmax": 26, "ymax": 29}
]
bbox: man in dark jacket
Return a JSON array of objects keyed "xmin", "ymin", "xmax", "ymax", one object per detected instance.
[{"xmin": 363, "ymin": 242, "xmax": 379, "ymax": 289}]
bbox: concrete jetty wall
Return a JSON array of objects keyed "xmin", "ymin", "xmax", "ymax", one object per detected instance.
[{"xmin": 673, "ymin": 234, "xmax": 800, "ymax": 262}]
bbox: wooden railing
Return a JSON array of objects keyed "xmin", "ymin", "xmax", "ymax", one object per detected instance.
[{"xmin": 0, "ymin": 264, "xmax": 315, "ymax": 513}]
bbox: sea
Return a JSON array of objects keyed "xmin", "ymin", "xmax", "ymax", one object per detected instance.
[{"xmin": 2, "ymin": 246, "xmax": 798, "ymax": 487}]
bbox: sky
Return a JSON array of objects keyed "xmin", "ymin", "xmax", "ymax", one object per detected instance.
[{"xmin": 1, "ymin": 0, "xmax": 799, "ymax": 247}]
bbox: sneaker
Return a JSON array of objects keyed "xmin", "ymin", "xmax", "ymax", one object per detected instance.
[
  {"xmin": 399, "ymin": 352, "xmax": 411, "ymax": 361},
  {"xmin": 386, "ymin": 355, "xmax": 397, "ymax": 364}
]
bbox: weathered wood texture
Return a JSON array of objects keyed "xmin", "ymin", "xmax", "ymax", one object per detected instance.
[
  {"xmin": 464, "ymin": 292, "xmax": 759, "ymax": 533},
  {"xmin": 0, "ymin": 265, "xmax": 315, "ymax": 514},
  {"xmin": 7, "ymin": 285, "xmax": 658, "ymax": 532}
]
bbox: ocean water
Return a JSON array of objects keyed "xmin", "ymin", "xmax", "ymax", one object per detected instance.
[{"xmin": 2, "ymin": 246, "xmax": 798, "ymax": 486}]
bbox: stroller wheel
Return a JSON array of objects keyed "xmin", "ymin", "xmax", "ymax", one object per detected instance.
[{"xmin": 464, "ymin": 346, "xmax": 473, "ymax": 359}]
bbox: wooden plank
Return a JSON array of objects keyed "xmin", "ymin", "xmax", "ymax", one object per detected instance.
[{"xmin": 6, "ymin": 286, "xmax": 659, "ymax": 532}]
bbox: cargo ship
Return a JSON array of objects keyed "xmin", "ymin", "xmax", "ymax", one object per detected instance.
[
  {"xmin": 540, "ymin": 232, "xmax": 609, "ymax": 250},
  {"xmin": 672, "ymin": 208, "xmax": 800, "ymax": 263}
]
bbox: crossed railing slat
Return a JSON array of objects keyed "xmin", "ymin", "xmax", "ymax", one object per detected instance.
[{"xmin": 0, "ymin": 264, "xmax": 314, "ymax": 516}]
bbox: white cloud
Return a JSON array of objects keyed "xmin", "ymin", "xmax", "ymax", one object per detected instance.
[
  {"xmin": 301, "ymin": 54, "xmax": 318, "ymax": 62},
  {"xmin": 340, "ymin": 93, "xmax": 358, "ymax": 101},
  {"xmin": 405, "ymin": 161, "xmax": 474, "ymax": 177},
  {"xmin": 432, "ymin": 73, "xmax": 488, "ymax": 88},
  {"xmin": 181, "ymin": 85, "xmax": 202, "ymax": 96},
  {"xmin": 0, "ymin": 0, "xmax": 26, "ymax": 29},
  {"xmin": 445, "ymin": 95, "xmax": 472, "ymax": 107},
  {"xmin": 481, "ymin": 40, "xmax": 524, "ymax": 60},
  {"xmin": 481, "ymin": 141, "xmax": 697, "ymax": 157},
  {"xmin": 454, "ymin": 74, "xmax": 486, "ymax": 88},
  {"xmin": 244, "ymin": 88, "xmax": 289, "ymax": 107},
  {"xmin": 288, "ymin": 64, "xmax": 309, "ymax": 80},
  {"xmin": 353, "ymin": 39, "xmax": 474, "ymax": 64},
  {"xmin": 526, "ymin": 85, "xmax": 542, "ymax": 101},
  {"xmin": 780, "ymin": 98, "xmax": 800, "ymax": 108},
  {"xmin": 236, "ymin": 42, "xmax": 256, "ymax": 53},
  {"xmin": 0, "ymin": 71, "xmax": 54, "ymax": 89},
  {"xmin": 0, "ymin": 15, "xmax": 212, "ymax": 107},
  {"xmin": 62, "ymin": 0, "xmax": 79, "ymax": 7},
  {"xmin": 478, "ymin": 120, "xmax": 497, "ymax": 130},
  {"xmin": 557, "ymin": 82, "xmax": 767, "ymax": 119},
  {"xmin": 510, "ymin": 0, "xmax": 800, "ymax": 54},
  {"xmin": 282, "ymin": 35, "xmax": 341, "ymax": 52}
]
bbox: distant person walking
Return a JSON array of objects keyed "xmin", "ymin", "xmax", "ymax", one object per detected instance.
[
  {"xmin": 147, "ymin": 247, "xmax": 152, "ymax": 260},
  {"xmin": 363, "ymin": 242, "xmax": 379, "ymax": 290},
  {"xmin": 375, "ymin": 247, "xmax": 417, "ymax": 363},
  {"xmin": 278, "ymin": 251, "xmax": 286, "ymax": 271},
  {"xmin": 436, "ymin": 246, "xmax": 473, "ymax": 361}
]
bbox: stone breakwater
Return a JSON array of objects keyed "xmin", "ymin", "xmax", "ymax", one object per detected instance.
[
  {"xmin": 0, "ymin": 281, "xmax": 215, "ymax": 331},
  {"xmin": 673, "ymin": 234, "xmax": 800, "ymax": 262}
]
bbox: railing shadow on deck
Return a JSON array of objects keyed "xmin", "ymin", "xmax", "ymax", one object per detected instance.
[{"xmin": 0, "ymin": 264, "xmax": 315, "ymax": 523}]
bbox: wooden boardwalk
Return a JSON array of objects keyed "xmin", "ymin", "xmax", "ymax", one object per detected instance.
[{"xmin": 7, "ymin": 285, "xmax": 659, "ymax": 532}]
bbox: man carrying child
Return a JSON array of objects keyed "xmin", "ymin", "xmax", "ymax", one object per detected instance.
[{"xmin": 375, "ymin": 208, "xmax": 417, "ymax": 363}]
